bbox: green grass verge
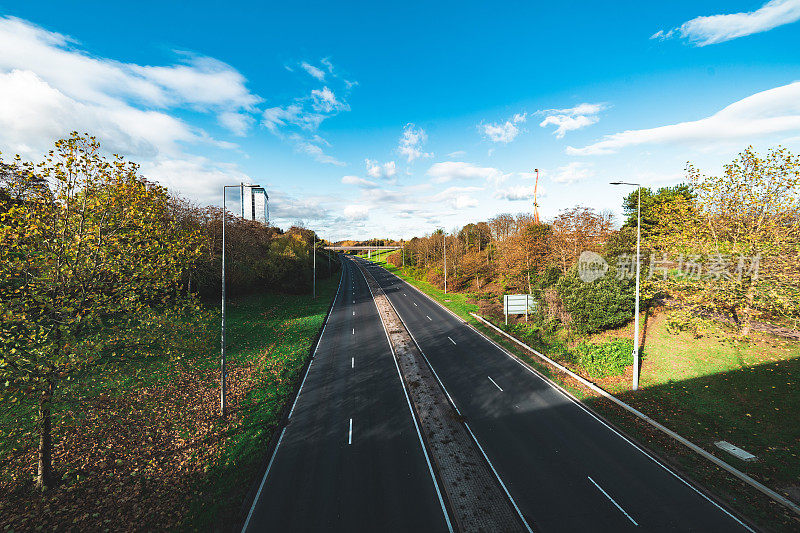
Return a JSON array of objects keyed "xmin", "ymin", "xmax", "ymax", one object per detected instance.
[
  {"xmin": 0, "ymin": 273, "xmax": 341, "ymax": 532},
  {"xmin": 187, "ymin": 275, "xmax": 340, "ymax": 529}
]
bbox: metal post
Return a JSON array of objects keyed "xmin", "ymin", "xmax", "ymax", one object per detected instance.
[
  {"xmin": 221, "ymin": 182, "xmax": 260, "ymax": 417},
  {"xmin": 633, "ymin": 187, "xmax": 641, "ymax": 391},
  {"xmin": 313, "ymin": 236, "xmax": 316, "ymax": 299},
  {"xmin": 443, "ymin": 233, "xmax": 447, "ymax": 293},
  {"xmin": 221, "ymin": 188, "xmax": 228, "ymax": 418},
  {"xmin": 610, "ymin": 180, "xmax": 642, "ymax": 392}
]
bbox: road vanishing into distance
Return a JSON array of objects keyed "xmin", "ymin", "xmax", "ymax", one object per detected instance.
[
  {"xmin": 243, "ymin": 255, "xmax": 753, "ymax": 532},
  {"xmin": 242, "ymin": 257, "xmax": 450, "ymax": 532}
]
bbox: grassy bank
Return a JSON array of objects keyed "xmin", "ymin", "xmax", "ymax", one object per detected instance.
[
  {"xmin": 360, "ymin": 253, "xmax": 800, "ymax": 532},
  {"xmin": 0, "ymin": 275, "xmax": 340, "ymax": 532}
]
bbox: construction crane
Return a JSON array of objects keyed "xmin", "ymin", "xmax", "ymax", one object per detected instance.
[{"xmin": 532, "ymin": 168, "xmax": 540, "ymax": 224}]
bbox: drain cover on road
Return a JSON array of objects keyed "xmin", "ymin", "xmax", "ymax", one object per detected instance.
[{"xmin": 714, "ymin": 441, "xmax": 757, "ymax": 461}]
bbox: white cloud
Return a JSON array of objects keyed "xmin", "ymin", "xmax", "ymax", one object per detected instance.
[
  {"xmin": 398, "ymin": 123, "xmax": 432, "ymax": 162},
  {"xmin": 551, "ymin": 162, "xmax": 594, "ymax": 183},
  {"xmin": 426, "ymin": 161, "xmax": 507, "ymax": 185},
  {"xmin": 311, "ymin": 86, "xmax": 349, "ymax": 113},
  {"xmin": 568, "ymin": 81, "xmax": 800, "ymax": 155},
  {"xmin": 0, "ymin": 17, "xmax": 260, "ymax": 137},
  {"xmin": 341, "ymin": 175, "xmax": 379, "ymax": 188},
  {"xmin": 652, "ymin": 0, "xmax": 800, "ymax": 46},
  {"xmin": 453, "ymin": 195, "xmax": 478, "ymax": 209},
  {"xmin": 0, "ymin": 16, "xmax": 264, "ymax": 205},
  {"xmin": 447, "ymin": 150, "xmax": 466, "ymax": 157},
  {"xmin": 301, "ymin": 61, "xmax": 326, "ymax": 81},
  {"xmin": 141, "ymin": 155, "xmax": 249, "ymax": 201},
  {"xmin": 365, "ymin": 159, "xmax": 397, "ymax": 180},
  {"xmin": 0, "ymin": 69, "xmax": 193, "ymax": 159},
  {"xmin": 539, "ymin": 103, "xmax": 607, "ymax": 138},
  {"xmin": 494, "ymin": 185, "xmax": 541, "ymax": 201},
  {"xmin": 218, "ymin": 111, "xmax": 254, "ymax": 136},
  {"xmin": 481, "ymin": 113, "xmax": 526, "ymax": 143},
  {"xmin": 344, "ymin": 204, "xmax": 370, "ymax": 220},
  {"xmin": 261, "ymin": 63, "xmax": 355, "ymax": 164},
  {"xmin": 430, "ymin": 185, "xmax": 482, "ymax": 209},
  {"xmin": 291, "ymin": 135, "xmax": 345, "ymax": 166}
]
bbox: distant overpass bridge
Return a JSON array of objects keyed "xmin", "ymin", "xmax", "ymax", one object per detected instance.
[
  {"xmin": 324, "ymin": 245, "xmax": 401, "ymax": 251},
  {"xmin": 324, "ymin": 245, "xmax": 401, "ymax": 258}
]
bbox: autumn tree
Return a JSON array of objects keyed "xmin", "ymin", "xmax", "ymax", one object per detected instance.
[
  {"xmin": 0, "ymin": 134, "xmax": 202, "ymax": 489},
  {"xmin": 551, "ymin": 206, "xmax": 612, "ymax": 272},
  {"xmin": 651, "ymin": 146, "xmax": 800, "ymax": 334}
]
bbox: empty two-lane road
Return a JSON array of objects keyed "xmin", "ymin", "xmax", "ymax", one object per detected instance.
[
  {"xmin": 242, "ymin": 257, "xmax": 450, "ymax": 532},
  {"xmin": 358, "ymin": 258, "xmax": 753, "ymax": 533}
]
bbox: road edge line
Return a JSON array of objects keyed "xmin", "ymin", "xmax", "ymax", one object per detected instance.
[
  {"xmin": 469, "ymin": 311, "xmax": 797, "ymax": 521},
  {"xmin": 369, "ymin": 261, "xmax": 765, "ymax": 530},
  {"xmin": 239, "ymin": 259, "xmax": 345, "ymax": 532},
  {"xmin": 359, "ymin": 259, "xmax": 534, "ymax": 533}
]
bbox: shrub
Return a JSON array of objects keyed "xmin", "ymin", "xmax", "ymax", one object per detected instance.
[
  {"xmin": 575, "ymin": 339, "xmax": 633, "ymax": 378},
  {"xmin": 387, "ymin": 251, "xmax": 402, "ymax": 267},
  {"xmin": 556, "ymin": 266, "xmax": 635, "ymax": 334},
  {"xmin": 665, "ymin": 309, "xmax": 712, "ymax": 338}
]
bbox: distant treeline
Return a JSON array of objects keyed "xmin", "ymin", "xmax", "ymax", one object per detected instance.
[{"xmin": 371, "ymin": 146, "xmax": 800, "ymax": 337}]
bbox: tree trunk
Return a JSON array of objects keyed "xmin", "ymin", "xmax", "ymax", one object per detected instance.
[
  {"xmin": 37, "ymin": 382, "xmax": 54, "ymax": 490},
  {"xmin": 739, "ymin": 282, "xmax": 756, "ymax": 337}
]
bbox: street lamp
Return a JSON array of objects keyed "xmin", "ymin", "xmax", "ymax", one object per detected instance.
[
  {"xmin": 220, "ymin": 183, "xmax": 260, "ymax": 417},
  {"xmin": 443, "ymin": 231, "xmax": 448, "ymax": 293},
  {"xmin": 610, "ymin": 181, "xmax": 641, "ymax": 391},
  {"xmin": 313, "ymin": 234, "xmax": 317, "ymax": 299}
]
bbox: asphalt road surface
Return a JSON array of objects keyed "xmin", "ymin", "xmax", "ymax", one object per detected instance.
[
  {"xmin": 355, "ymin": 257, "xmax": 753, "ymax": 533},
  {"xmin": 242, "ymin": 257, "xmax": 450, "ymax": 532}
]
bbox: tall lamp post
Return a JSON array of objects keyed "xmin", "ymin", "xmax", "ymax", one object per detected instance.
[
  {"xmin": 611, "ymin": 181, "xmax": 641, "ymax": 391},
  {"xmin": 443, "ymin": 231, "xmax": 448, "ymax": 293},
  {"xmin": 221, "ymin": 183, "xmax": 260, "ymax": 417},
  {"xmin": 313, "ymin": 234, "xmax": 317, "ymax": 299}
]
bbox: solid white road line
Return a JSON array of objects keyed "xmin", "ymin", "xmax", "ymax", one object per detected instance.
[
  {"xmin": 464, "ymin": 422, "xmax": 534, "ymax": 533},
  {"xmin": 241, "ymin": 427, "xmax": 287, "ymax": 532},
  {"xmin": 379, "ymin": 264, "xmax": 754, "ymax": 530},
  {"xmin": 588, "ymin": 476, "xmax": 638, "ymax": 526},
  {"xmin": 467, "ymin": 314, "xmax": 755, "ymax": 532},
  {"xmin": 348, "ymin": 418, "xmax": 353, "ymax": 445},
  {"xmin": 487, "ymin": 376, "xmax": 503, "ymax": 392},
  {"xmin": 370, "ymin": 273, "xmax": 531, "ymax": 532},
  {"xmin": 447, "ymin": 336, "xmax": 456, "ymax": 345},
  {"xmin": 287, "ymin": 266, "xmax": 346, "ymax": 421},
  {"xmin": 361, "ymin": 267, "xmax": 454, "ymax": 533}
]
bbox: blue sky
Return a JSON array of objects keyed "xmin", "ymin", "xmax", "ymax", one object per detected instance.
[{"xmin": 1, "ymin": 1, "xmax": 799, "ymax": 240}]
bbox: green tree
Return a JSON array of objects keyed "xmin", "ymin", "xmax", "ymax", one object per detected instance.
[
  {"xmin": 622, "ymin": 184, "xmax": 695, "ymax": 238},
  {"xmin": 0, "ymin": 134, "xmax": 202, "ymax": 489},
  {"xmin": 556, "ymin": 266, "xmax": 635, "ymax": 334}
]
